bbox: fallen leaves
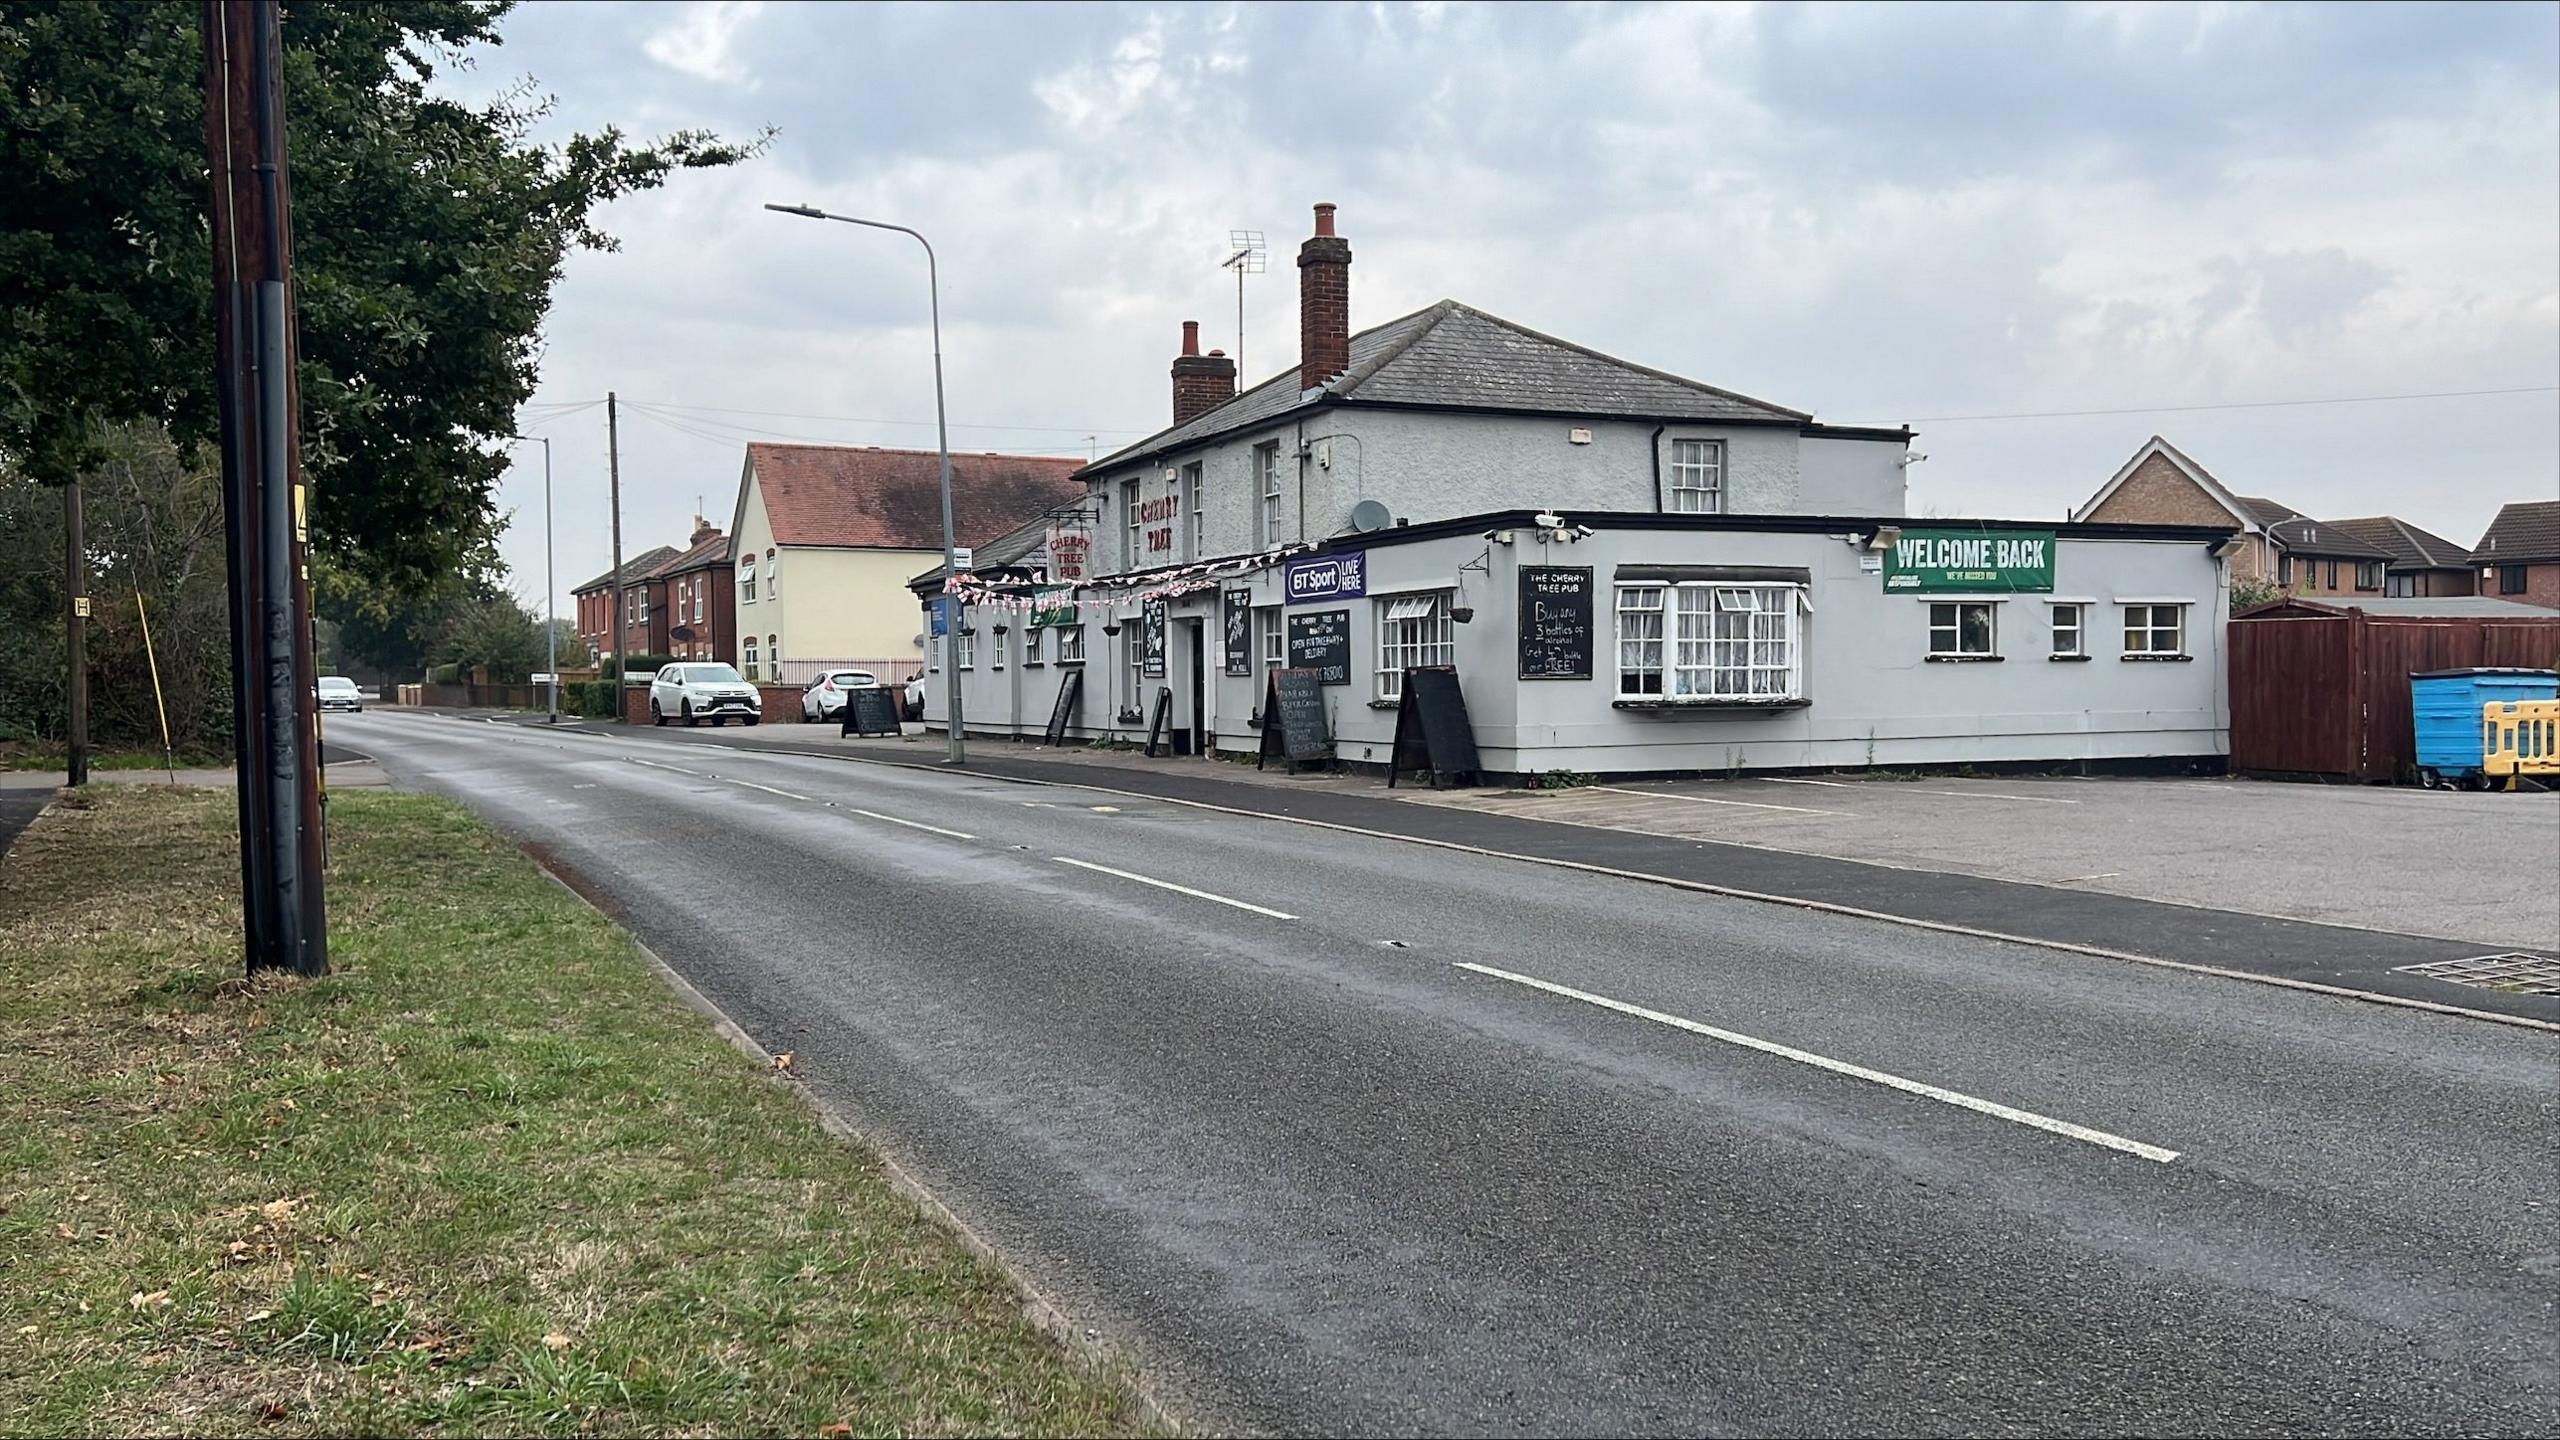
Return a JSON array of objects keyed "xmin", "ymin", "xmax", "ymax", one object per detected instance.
[
  {"xmin": 818, "ymin": 1425, "xmax": 853, "ymax": 1438},
  {"xmin": 128, "ymin": 1290, "xmax": 171, "ymax": 1311},
  {"xmin": 541, "ymin": 1331, "xmax": 572, "ymax": 1351},
  {"xmin": 772, "ymin": 1050, "xmax": 796, "ymax": 1073}
]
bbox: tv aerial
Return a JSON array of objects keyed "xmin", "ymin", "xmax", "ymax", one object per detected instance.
[{"xmin": 1222, "ymin": 229, "xmax": 1266, "ymax": 381}]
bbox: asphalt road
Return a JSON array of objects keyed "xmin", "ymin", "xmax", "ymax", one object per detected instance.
[{"xmin": 336, "ymin": 711, "xmax": 2560, "ymax": 1437}]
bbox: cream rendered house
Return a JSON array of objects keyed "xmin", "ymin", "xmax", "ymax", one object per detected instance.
[{"xmin": 726, "ymin": 442, "xmax": 1086, "ymax": 684}]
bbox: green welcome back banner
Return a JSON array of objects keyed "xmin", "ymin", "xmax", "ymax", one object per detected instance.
[{"xmin": 1883, "ymin": 528, "xmax": 2056, "ymax": 593}]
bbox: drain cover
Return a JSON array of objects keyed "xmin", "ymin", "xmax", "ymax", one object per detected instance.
[{"xmin": 2393, "ymin": 953, "xmax": 2560, "ymax": 995}]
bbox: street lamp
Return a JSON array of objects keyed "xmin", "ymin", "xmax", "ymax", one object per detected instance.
[
  {"xmin": 509, "ymin": 434, "xmax": 560, "ymax": 724},
  {"xmin": 764, "ymin": 202, "xmax": 966, "ymax": 765}
]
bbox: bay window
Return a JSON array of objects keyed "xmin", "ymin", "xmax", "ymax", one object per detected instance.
[{"xmin": 1616, "ymin": 583, "xmax": 1800, "ymax": 700}]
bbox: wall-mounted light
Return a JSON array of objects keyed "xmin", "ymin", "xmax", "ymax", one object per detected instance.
[
  {"xmin": 1864, "ymin": 524, "xmax": 1902, "ymax": 554},
  {"xmin": 2209, "ymin": 536, "xmax": 2247, "ymax": 561}
]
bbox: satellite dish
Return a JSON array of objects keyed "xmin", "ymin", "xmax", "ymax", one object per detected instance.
[{"xmin": 1349, "ymin": 499, "xmax": 1393, "ymax": 534}]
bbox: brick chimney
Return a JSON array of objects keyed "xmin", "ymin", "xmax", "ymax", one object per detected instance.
[
  {"xmin": 1170, "ymin": 319, "xmax": 1237, "ymax": 425},
  {"xmin": 689, "ymin": 514, "xmax": 720, "ymax": 547},
  {"xmin": 1297, "ymin": 202, "xmax": 1352, "ymax": 392}
]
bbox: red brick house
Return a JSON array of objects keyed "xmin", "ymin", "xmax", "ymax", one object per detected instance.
[
  {"xmin": 2471, "ymin": 499, "xmax": 2560, "ymax": 609},
  {"xmin": 2075, "ymin": 436, "xmax": 2429, "ymax": 600},
  {"xmin": 657, "ymin": 518, "xmax": 736, "ymax": 662},
  {"xmin": 571, "ymin": 544, "xmax": 678, "ymax": 661},
  {"xmin": 2326, "ymin": 516, "xmax": 2476, "ymax": 598}
]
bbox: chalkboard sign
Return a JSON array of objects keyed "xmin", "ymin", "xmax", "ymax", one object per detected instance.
[
  {"xmin": 1257, "ymin": 669, "xmax": 1333, "ymax": 772},
  {"xmin": 1285, "ymin": 609, "xmax": 1351, "ymax": 686},
  {"xmin": 1387, "ymin": 666, "xmax": 1482, "ymax": 789},
  {"xmin": 1141, "ymin": 599, "xmax": 1167, "ymax": 678},
  {"xmin": 1043, "ymin": 667, "xmax": 1083, "ymax": 746},
  {"xmin": 1144, "ymin": 686, "xmax": 1174, "ymax": 758},
  {"xmin": 1222, "ymin": 590, "xmax": 1253, "ymax": 676},
  {"xmin": 838, "ymin": 685, "xmax": 902, "ymax": 737},
  {"xmin": 1519, "ymin": 566, "xmax": 1593, "ymax": 680}
]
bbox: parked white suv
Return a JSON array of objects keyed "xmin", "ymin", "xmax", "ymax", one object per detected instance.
[{"xmin": 650, "ymin": 662, "xmax": 761, "ymax": 727}]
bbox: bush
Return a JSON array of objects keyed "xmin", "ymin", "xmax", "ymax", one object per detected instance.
[
  {"xmin": 617, "ymin": 652, "xmax": 675, "ymax": 677},
  {"xmin": 564, "ymin": 680, "xmax": 620, "ymax": 717}
]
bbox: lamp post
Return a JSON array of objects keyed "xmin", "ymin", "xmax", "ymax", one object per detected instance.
[
  {"xmin": 510, "ymin": 434, "xmax": 559, "ymax": 723},
  {"xmin": 764, "ymin": 202, "xmax": 965, "ymax": 765}
]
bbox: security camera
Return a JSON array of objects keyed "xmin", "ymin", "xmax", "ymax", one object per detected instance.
[
  {"xmin": 1571, "ymin": 524, "xmax": 1595, "ymax": 539},
  {"xmin": 1534, "ymin": 512, "xmax": 1563, "ymax": 529}
]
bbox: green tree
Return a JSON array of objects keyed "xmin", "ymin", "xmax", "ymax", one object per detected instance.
[
  {"xmin": 0, "ymin": 0, "xmax": 764, "ymax": 596},
  {"xmin": 430, "ymin": 592, "xmax": 547, "ymax": 682}
]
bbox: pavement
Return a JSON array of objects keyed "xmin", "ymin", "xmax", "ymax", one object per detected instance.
[{"xmin": 328, "ymin": 709, "xmax": 2560, "ymax": 1436}]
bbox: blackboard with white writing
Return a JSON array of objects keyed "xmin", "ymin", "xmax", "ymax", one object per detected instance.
[
  {"xmin": 1258, "ymin": 669, "xmax": 1333, "ymax": 772},
  {"xmin": 1142, "ymin": 598, "xmax": 1168, "ymax": 678},
  {"xmin": 1518, "ymin": 566, "xmax": 1593, "ymax": 680},
  {"xmin": 1222, "ymin": 590, "xmax": 1253, "ymax": 675},
  {"xmin": 839, "ymin": 685, "xmax": 902, "ymax": 738},
  {"xmin": 1286, "ymin": 609, "xmax": 1351, "ymax": 686}
]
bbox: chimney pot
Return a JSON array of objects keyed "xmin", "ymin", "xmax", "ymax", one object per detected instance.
[
  {"xmin": 1181, "ymin": 319, "xmax": 1200, "ymax": 356},
  {"xmin": 1313, "ymin": 202, "xmax": 1337, "ymax": 237}
]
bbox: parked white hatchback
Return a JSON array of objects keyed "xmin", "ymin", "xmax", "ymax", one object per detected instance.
[
  {"xmin": 799, "ymin": 668, "xmax": 880, "ymax": 722},
  {"xmin": 650, "ymin": 662, "xmax": 761, "ymax": 727}
]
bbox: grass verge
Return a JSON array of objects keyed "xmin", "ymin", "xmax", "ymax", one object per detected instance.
[
  {"xmin": 0, "ymin": 747, "xmax": 226, "ymax": 772},
  {"xmin": 0, "ymin": 787, "xmax": 1148, "ymax": 1437}
]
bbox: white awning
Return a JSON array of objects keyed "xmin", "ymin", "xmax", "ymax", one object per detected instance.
[{"xmin": 1384, "ymin": 596, "xmax": 1439, "ymax": 622}]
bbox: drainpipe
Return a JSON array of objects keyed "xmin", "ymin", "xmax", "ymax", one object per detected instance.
[{"xmin": 1649, "ymin": 421, "xmax": 1667, "ymax": 511}]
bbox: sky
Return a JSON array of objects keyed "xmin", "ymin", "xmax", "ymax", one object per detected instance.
[{"xmin": 456, "ymin": 0, "xmax": 2560, "ymax": 613}]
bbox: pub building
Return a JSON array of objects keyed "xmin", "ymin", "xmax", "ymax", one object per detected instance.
[{"xmin": 911, "ymin": 206, "xmax": 2233, "ymax": 781}]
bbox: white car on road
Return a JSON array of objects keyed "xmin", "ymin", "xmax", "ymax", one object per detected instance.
[
  {"xmin": 650, "ymin": 662, "xmax": 761, "ymax": 727},
  {"xmin": 799, "ymin": 669, "xmax": 880, "ymax": 723}
]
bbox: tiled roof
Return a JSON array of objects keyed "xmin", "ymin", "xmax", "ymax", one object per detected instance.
[
  {"xmin": 571, "ymin": 545, "xmax": 679, "ymax": 596},
  {"xmin": 2242, "ymin": 595, "xmax": 2555, "ymax": 619},
  {"xmin": 748, "ymin": 443, "xmax": 1086, "ymax": 550},
  {"xmin": 1081, "ymin": 299, "xmax": 1812, "ymax": 477},
  {"xmin": 2234, "ymin": 495, "xmax": 2306, "ymax": 528},
  {"xmin": 657, "ymin": 530, "xmax": 732, "ymax": 576},
  {"xmin": 2472, "ymin": 499, "xmax": 2560, "ymax": 564},
  {"xmin": 2325, "ymin": 516, "xmax": 2471, "ymax": 569},
  {"xmin": 2262, "ymin": 514, "xmax": 2392, "ymax": 560}
]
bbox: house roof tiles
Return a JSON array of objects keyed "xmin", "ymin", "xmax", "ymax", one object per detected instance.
[
  {"xmin": 571, "ymin": 545, "xmax": 679, "ymax": 596},
  {"xmin": 1080, "ymin": 299, "xmax": 1814, "ymax": 478},
  {"xmin": 2325, "ymin": 516, "xmax": 2472, "ymax": 569},
  {"xmin": 2472, "ymin": 499, "xmax": 2560, "ymax": 564},
  {"xmin": 747, "ymin": 443, "xmax": 1086, "ymax": 551}
]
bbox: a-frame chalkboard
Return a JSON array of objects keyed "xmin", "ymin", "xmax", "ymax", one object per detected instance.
[
  {"xmin": 1144, "ymin": 685, "xmax": 1174, "ymax": 758},
  {"xmin": 1257, "ymin": 669, "xmax": 1332, "ymax": 773},
  {"xmin": 838, "ymin": 685, "xmax": 902, "ymax": 737},
  {"xmin": 1043, "ymin": 668, "xmax": 1083, "ymax": 746},
  {"xmin": 1386, "ymin": 666, "xmax": 1481, "ymax": 789}
]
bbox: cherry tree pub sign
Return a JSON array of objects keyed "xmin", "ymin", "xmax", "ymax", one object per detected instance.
[
  {"xmin": 1284, "ymin": 551, "xmax": 1366, "ymax": 604},
  {"xmin": 1882, "ymin": 527, "xmax": 2055, "ymax": 594}
]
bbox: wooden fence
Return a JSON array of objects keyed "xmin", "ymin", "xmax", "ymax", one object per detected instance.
[{"xmin": 2230, "ymin": 609, "xmax": 2560, "ymax": 779}]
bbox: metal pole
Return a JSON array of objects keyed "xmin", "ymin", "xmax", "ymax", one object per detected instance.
[
  {"xmin": 63, "ymin": 479, "xmax": 88, "ymax": 787},
  {"xmin": 542, "ymin": 437, "xmax": 558, "ymax": 723},
  {"xmin": 761, "ymin": 204, "xmax": 965, "ymax": 763},
  {"xmin": 607, "ymin": 393, "xmax": 625, "ymax": 720}
]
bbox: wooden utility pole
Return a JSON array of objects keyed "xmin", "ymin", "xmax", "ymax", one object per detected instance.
[
  {"xmin": 63, "ymin": 479, "xmax": 88, "ymax": 787},
  {"xmin": 607, "ymin": 391, "xmax": 625, "ymax": 714},
  {"xmin": 202, "ymin": 0, "xmax": 327, "ymax": 976}
]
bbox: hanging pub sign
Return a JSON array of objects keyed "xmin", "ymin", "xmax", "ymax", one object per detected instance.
[
  {"xmin": 1222, "ymin": 590, "xmax": 1253, "ymax": 675},
  {"xmin": 1883, "ymin": 528, "xmax": 2057, "ymax": 593},
  {"xmin": 1046, "ymin": 523, "xmax": 1092, "ymax": 582},
  {"xmin": 1030, "ymin": 587, "xmax": 1077, "ymax": 628},
  {"xmin": 1284, "ymin": 551, "xmax": 1366, "ymax": 604},
  {"xmin": 1518, "ymin": 566, "xmax": 1593, "ymax": 680},
  {"xmin": 1141, "ymin": 597, "xmax": 1168, "ymax": 678}
]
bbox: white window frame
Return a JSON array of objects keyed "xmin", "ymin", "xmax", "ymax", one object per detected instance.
[
  {"xmin": 765, "ymin": 635, "xmax": 777, "ymax": 682},
  {"xmin": 740, "ymin": 557, "xmax": 757, "ymax": 604},
  {"xmin": 1928, "ymin": 601, "xmax": 1998, "ymax": 658},
  {"xmin": 1615, "ymin": 582, "xmax": 1801, "ymax": 701},
  {"xmin": 1666, "ymin": 438, "xmax": 1725, "ymax": 514},
  {"xmin": 1257, "ymin": 607, "xmax": 1285, "ymax": 679},
  {"xmin": 2122, "ymin": 603, "xmax": 2188, "ymax": 657},
  {"xmin": 1374, "ymin": 592, "xmax": 1454, "ymax": 700},
  {"xmin": 1182, "ymin": 462, "xmax": 1204, "ymax": 560},
  {"xmin": 1122, "ymin": 478, "xmax": 1143, "ymax": 570},
  {"xmin": 1057, "ymin": 625, "xmax": 1086, "ymax": 664},
  {"xmin": 1025, "ymin": 625, "xmax": 1045, "ymax": 665},
  {"xmin": 2050, "ymin": 602, "xmax": 2084, "ymax": 657},
  {"xmin": 1255, "ymin": 441, "xmax": 1283, "ymax": 546},
  {"xmin": 1123, "ymin": 623, "xmax": 1146, "ymax": 711},
  {"xmin": 691, "ymin": 577, "xmax": 704, "ymax": 624},
  {"xmin": 766, "ymin": 550, "xmax": 779, "ymax": 597},
  {"xmin": 958, "ymin": 625, "xmax": 975, "ymax": 670},
  {"xmin": 742, "ymin": 636, "xmax": 758, "ymax": 678}
]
